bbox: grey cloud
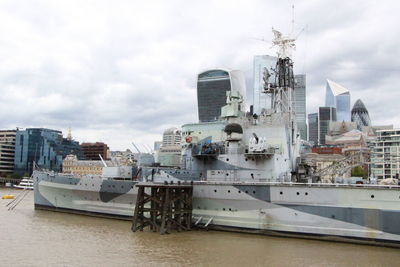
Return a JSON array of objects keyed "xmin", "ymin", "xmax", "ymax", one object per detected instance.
[{"xmin": 0, "ymin": 0, "xmax": 399, "ymax": 149}]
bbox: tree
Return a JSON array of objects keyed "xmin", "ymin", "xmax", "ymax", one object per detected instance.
[{"xmin": 351, "ymin": 166, "xmax": 366, "ymax": 178}]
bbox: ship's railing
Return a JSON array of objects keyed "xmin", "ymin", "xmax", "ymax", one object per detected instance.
[{"xmin": 192, "ymin": 180, "xmax": 400, "ymax": 190}]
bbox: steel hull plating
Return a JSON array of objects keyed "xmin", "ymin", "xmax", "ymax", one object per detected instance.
[{"xmin": 33, "ymin": 171, "xmax": 400, "ymax": 246}]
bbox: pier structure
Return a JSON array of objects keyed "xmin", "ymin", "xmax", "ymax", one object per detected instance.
[{"xmin": 131, "ymin": 182, "xmax": 193, "ymax": 234}]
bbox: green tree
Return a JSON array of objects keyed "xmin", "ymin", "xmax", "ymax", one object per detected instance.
[{"xmin": 351, "ymin": 166, "xmax": 366, "ymax": 178}]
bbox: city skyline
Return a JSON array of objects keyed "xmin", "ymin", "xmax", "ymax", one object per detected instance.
[{"xmin": 0, "ymin": 0, "xmax": 399, "ymax": 150}]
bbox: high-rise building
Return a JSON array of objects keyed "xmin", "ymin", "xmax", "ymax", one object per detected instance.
[
  {"xmin": 371, "ymin": 129, "xmax": 400, "ymax": 179},
  {"xmin": 308, "ymin": 113, "xmax": 318, "ymax": 146},
  {"xmin": 294, "ymin": 74, "xmax": 307, "ymax": 140},
  {"xmin": 0, "ymin": 130, "xmax": 17, "ymax": 176},
  {"xmin": 325, "ymin": 79, "xmax": 350, "ymax": 122},
  {"xmin": 351, "ymin": 99, "xmax": 371, "ymax": 130},
  {"xmin": 253, "ymin": 55, "xmax": 277, "ymax": 115},
  {"xmin": 319, "ymin": 107, "xmax": 337, "ymax": 145},
  {"xmin": 157, "ymin": 127, "xmax": 182, "ymax": 167},
  {"xmin": 197, "ymin": 69, "xmax": 246, "ymax": 122},
  {"xmin": 80, "ymin": 142, "xmax": 109, "ymax": 160},
  {"xmin": 14, "ymin": 128, "xmax": 84, "ymax": 175}
]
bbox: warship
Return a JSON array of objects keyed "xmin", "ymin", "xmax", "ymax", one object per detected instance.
[{"xmin": 32, "ymin": 29, "xmax": 400, "ymax": 246}]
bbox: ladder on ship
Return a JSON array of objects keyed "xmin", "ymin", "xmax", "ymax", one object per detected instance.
[{"xmin": 131, "ymin": 182, "xmax": 193, "ymax": 234}]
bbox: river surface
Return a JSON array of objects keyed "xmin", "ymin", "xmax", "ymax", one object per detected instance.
[{"xmin": 1, "ymin": 188, "xmax": 399, "ymax": 267}]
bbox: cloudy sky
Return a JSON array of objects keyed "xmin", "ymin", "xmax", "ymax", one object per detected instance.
[{"xmin": 0, "ymin": 0, "xmax": 399, "ymax": 150}]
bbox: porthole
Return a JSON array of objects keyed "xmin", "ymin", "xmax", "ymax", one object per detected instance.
[
  {"xmin": 223, "ymin": 208, "xmax": 226, "ymax": 211},
  {"xmin": 331, "ymin": 215, "xmax": 335, "ymax": 219},
  {"xmin": 280, "ymin": 191, "xmax": 283, "ymax": 195},
  {"xmin": 305, "ymin": 192, "xmax": 308, "ymax": 196},
  {"xmin": 253, "ymin": 191, "xmax": 256, "ymax": 194},
  {"xmin": 121, "ymin": 186, "xmax": 124, "ymax": 189},
  {"xmin": 226, "ymin": 158, "xmax": 229, "ymax": 161},
  {"xmin": 296, "ymin": 192, "xmax": 299, "ymax": 195},
  {"xmin": 371, "ymin": 195, "xmax": 374, "ymax": 198},
  {"xmin": 229, "ymin": 208, "xmax": 232, "ymax": 211},
  {"xmin": 228, "ymin": 190, "xmax": 231, "ymax": 193},
  {"xmin": 245, "ymin": 158, "xmax": 248, "ymax": 161},
  {"xmin": 226, "ymin": 173, "xmax": 229, "ymax": 176},
  {"xmin": 245, "ymin": 191, "xmax": 248, "ymax": 193},
  {"xmin": 238, "ymin": 191, "xmax": 241, "ymax": 193},
  {"xmin": 214, "ymin": 189, "xmax": 217, "ymax": 193}
]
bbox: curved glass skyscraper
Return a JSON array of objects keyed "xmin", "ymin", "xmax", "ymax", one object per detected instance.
[
  {"xmin": 351, "ymin": 99, "xmax": 371, "ymax": 130},
  {"xmin": 197, "ymin": 69, "xmax": 246, "ymax": 122},
  {"xmin": 325, "ymin": 79, "xmax": 351, "ymax": 122}
]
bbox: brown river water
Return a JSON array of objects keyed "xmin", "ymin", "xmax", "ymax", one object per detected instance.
[{"xmin": 1, "ymin": 188, "xmax": 399, "ymax": 267}]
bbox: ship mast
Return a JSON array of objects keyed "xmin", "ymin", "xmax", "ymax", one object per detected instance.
[
  {"xmin": 268, "ymin": 28, "xmax": 296, "ymax": 115},
  {"xmin": 263, "ymin": 27, "xmax": 299, "ymax": 172}
]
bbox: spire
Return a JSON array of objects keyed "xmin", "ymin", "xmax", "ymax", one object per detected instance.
[{"xmin": 67, "ymin": 127, "xmax": 72, "ymax": 141}]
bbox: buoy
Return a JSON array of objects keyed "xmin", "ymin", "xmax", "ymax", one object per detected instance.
[{"xmin": 2, "ymin": 195, "xmax": 15, "ymax": 199}]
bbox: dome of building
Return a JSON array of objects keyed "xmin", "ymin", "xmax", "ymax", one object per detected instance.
[{"xmin": 351, "ymin": 99, "xmax": 371, "ymax": 130}]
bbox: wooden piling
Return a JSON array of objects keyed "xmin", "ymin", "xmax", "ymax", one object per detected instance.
[{"xmin": 131, "ymin": 183, "xmax": 193, "ymax": 234}]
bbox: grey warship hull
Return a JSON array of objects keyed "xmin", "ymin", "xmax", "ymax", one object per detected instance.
[{"xmin": 33, "ymin": 171, "xmax": 400, "ymax": 247}]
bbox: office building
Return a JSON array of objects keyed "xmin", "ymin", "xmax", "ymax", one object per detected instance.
[
  {"xmin": 253, "ymin": 55, "xmax": 277, "ymax": 115},
  {"xmin": 81, "ymin": 142, "xmax": 109, "ymax": 160},
  {"xmin": 371, "ymin": 129, "xmax": 400, "ymax": 179},
  {"xmin": 0, "ymin": 130, "xmax": 17, "ymax": 176},
  {"xmin": 157, "ymin": 127, "xmax": 182, "ymax": 167},
  {"xmin": 319, "ymin": 107, "xmax": 337, "ymax": 145},
  {"xmin": 325, "ymin": 79, "xmax": 350, "ymax": 122},
  {"xmin": 14, "ymin": 128, "xmax": 84, "ymax": 175},
  {"xmin": 308, "ymin": 113, "xmax": 318, "ymax": 146},
  {"xmin": 351, "ymin": 99, "xmax": 371, "ymax": 130},
  {"xmin": 294, "ymin": 74, "xmax": 307, "ymax": 140},
  {"xmin": 197, "ymin": 69, "xmax": 246, "ymax": 122}
]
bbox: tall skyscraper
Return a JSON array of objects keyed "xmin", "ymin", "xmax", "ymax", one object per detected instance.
[
  {"xmin": 308, "ymin": 113, "xmax": 318, "ymax": 145},
  {"xmin": 351, "ymin": 99, "xmax": 371, "ymax": 130},
  {"xmin": 294, "ymin": 74, "xmax": 307, "ymax": 140},
  {"xmin": 14, "ymin": 128, "xmax": 84, "ymax": 175},
  {"xmin": 319, "ymin": 107, "xmax": 337, "ymax": 145},
  {"xmin": 197, "ymin": 69, "xmax": 246, "ymax": 122},
  {"xmin": 253, "ymin": 55, "xmax": 277, "ymax": 115},
  {"xmin": 325, "ymin": 79, "xmax": 350, "ymax": 122}
]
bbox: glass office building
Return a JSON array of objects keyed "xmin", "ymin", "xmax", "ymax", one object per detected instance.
[
  {"xmin": 308, "ymin": 113, "xmax": 318, "ymax": 146},
  {"xmin": 14, "ymin": 128, "xmax": 84, "ymax": 175},
  {"xmin": 197, "ymin": 69, "xmax": 246, "ymax": 122},
  {"xmin": 325, "ymin": 79, "xmax": 350, "ymax": 122},
  {"xmin": 253, "ymin": 55, "xmax": 277, "ymax": 115},
  {"xmin": 294, "ymin": 74, "xmax": 307, "ymax": 140},
  {"xmin": 351, "ymin": 99, "xmax": 371, "ymax": 130},
  {"xmin": 319, "ymin": 107, "xmax": 337, "ymax": 145}
]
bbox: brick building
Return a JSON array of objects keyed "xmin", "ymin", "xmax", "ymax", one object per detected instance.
[{"xmin": 80, "ymin": 142, "xmax": 109, "ymax": 160}]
